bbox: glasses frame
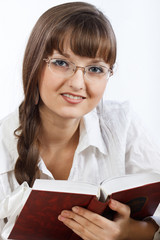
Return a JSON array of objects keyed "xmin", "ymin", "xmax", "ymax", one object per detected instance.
[{"xmin": 43, "ymin": 57, "xmax": 113, "ymax": 80}]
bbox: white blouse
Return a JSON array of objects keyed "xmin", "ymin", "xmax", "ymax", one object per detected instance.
[{"xmin": 0, "ymin": 100, "xmax": 160, "ymax": 239}]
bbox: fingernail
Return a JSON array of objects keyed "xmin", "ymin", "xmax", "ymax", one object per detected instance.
[
  {"xmin": 61, "ymin": 210, "xmax": 69, "ymax": 217},
  {"xmin": 72, "ymin": 206, "xmax": 79, "ymax": 213},
  {"xmin": 58, "ymin": 215, "xmax": 65, "ymax": 221}
]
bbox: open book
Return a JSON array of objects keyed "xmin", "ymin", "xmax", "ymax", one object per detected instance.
[{"xmin": 8, "ymin": 172, "xmax": 160, "ymax": 240}]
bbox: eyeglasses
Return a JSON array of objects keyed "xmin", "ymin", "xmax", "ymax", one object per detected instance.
[{"xmin": 43, "ymin": 58, "xmax": 112, "ymax": 81}]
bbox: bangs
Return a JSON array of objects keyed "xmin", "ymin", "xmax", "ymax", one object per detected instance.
[{"xmin": 46, "ymin": 13, "xmax": 116, "ymax": 67}]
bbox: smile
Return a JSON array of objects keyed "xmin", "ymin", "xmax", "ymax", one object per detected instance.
[
  {"xmin": 62, "ymin": 93, "xmax": 84, "ymax": 100},
  {"xmin": 61, "ymin": 93, "xmax": 86, "ymax": 104}
]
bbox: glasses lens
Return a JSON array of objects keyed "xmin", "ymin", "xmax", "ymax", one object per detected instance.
[
  {"xmin": 85, "ymin": 65, "xmax": 110, "ymax": 80},
  {"xmin": 49, "ymin": 59, "xmax": 74, "ymax": 77}
]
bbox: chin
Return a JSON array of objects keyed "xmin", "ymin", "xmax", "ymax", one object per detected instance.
[
  {"xmin": 57, "ymin": 108, "xmax": 86, "ymax": 119},
  {"xmin": 59, "ymin": 112, "xmax": 83, "ymax": 119}
]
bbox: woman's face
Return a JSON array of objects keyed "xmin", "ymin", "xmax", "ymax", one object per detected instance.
[{"xmin": 38, "ymin": 44, "xmax": 109, "ymax": 121}]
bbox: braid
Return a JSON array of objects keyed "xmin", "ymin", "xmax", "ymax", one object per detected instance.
[
  {"xmin": 13, "ymin": 1, "xmax": 117, "ymax": 186},
  {"xmin": 14, "ymin": 102, "xmax": 41, "ymax": 187}
]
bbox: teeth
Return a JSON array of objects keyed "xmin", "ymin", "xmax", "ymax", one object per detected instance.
[{"xmin": 62, "ymin": 94, "xmax": 83, "ymax": 100}]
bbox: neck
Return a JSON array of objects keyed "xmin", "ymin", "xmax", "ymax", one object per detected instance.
[{"xmin": 38, "ymin": 106, "xmax": 81, "ymax": 148}]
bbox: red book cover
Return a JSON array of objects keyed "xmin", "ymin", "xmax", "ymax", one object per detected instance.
[
  {"xmin": 111, "ymin": 181, "xmax": 160, "ymax": 219},
  {"xmin": 8, "ymin": 174, "xmax": 160, "ymax": 240},
  {"xmin": 9, "ymin": 190, "xmax": 94, "ymax": 240},
  {"xmin": 102, "ymin": 182, "xmax": 160, "ymax": 220}
]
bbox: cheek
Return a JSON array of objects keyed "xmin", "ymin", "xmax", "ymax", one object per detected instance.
[
  {"xmin": 87, "ymin": 80, "xmax": 108, "ymax": 100},
  {"xmin": 39, "ymin": 68, "xmax": 61, "ymax": 95}
]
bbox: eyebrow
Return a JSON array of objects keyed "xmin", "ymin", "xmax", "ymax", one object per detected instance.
[
  {"xmin": 53, "ymin": 51, "xmax": 70, "ymax": 58},
  {"xmin": 61, "ymin": 52, "xmax": 70, "ymax": 58}
]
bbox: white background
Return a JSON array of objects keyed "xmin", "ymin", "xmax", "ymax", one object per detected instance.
[{"xmin": 0, "ymin": 0, "xmax": 160, "ymax": 145}]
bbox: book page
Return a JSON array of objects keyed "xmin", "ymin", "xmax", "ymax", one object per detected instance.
[
  {"xmin": 101, "ymin": 172, "xmax": 160, "ymax": 200},
  {"xmin": 33, "ymin": 179, "xmax": 101, "ymax": 198}
]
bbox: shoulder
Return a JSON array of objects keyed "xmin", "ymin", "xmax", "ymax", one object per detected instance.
[
  {"xmin": 0, "ymin": 109, "xmax": 19, "ymax": 174},
  {"xmin": 96, "ymin": 100, "xmax": 136, "ymax": 149},
  {"xmin": 0, "ymin": 109, "xmax": 19, "ymax": 144},
  {"xmin": 104, "ymin": 100, "xmax": 130, "ymax": 112},
  {"xmin": 96, "ymin": 100, "xmax": 132, "ymax": 141},
  {"xmin": 98, "ymin": 100, "xmax": 132, "ymax": 127},
  {"xmin": 0, "ymin": 108, "xmax": 19, "ymax": 131}
]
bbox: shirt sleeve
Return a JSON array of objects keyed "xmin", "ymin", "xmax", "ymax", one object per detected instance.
[
  {"xmin": 147, "ymin": 216, "xmax": 160, "ymax": 240},
  {"xmin": 152, "ymin": 216, "xmax": 160, "ymax": 240},
  {"xmin": 153, "ymin": 229, "xmax": 160, "ymax": 240},
  {"xmin": 0, "ymin": 171, "xmax": 20, "ymax": 238},
  {"xmin": 125, "ymin": 108, "xmax": 160, "ymax": 237},
  {"xmin": 144, "ymin": 217, "xmax": 160, "ymax": 240},
  {"xmin": 125, "ymin": 109, "xmax": 160, "ymax": 174},
  {"xmin": 144, "ymin": 215, "xmax": 160, "ymax": 240},
  {"xmin": 0, "ymin": 174, "xmax": 8, "ymax": 238}
]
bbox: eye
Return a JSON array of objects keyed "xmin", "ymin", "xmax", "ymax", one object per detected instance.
[
  {"xmin": 51, "ymin": 59, "xmax": 69, "ymax": 68},
  {"xmin": 88, "ymin": 66, "xmax": 104, "ymax": 74}
]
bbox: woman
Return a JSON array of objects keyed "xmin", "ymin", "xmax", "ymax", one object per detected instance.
[{"xmin": 0, "ymin": 2, "xmax": 160, "ymax": 239}]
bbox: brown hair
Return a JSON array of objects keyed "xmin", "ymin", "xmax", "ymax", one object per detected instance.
[{"xmin": 14, "ymin": 1, "xmax": 117, "ymax": 186}]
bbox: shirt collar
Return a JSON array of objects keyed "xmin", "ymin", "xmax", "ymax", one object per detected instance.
[
  {"xmin": 38, "ymin": 109, "xmax": 108, "ymax": 179},
  {"xmin": 76, "ymin": 108, "xmax": 108, "ymax": 155},
  {"xmin": 0, "ymin": 107, "xmax": 108, "ymax": 175}
]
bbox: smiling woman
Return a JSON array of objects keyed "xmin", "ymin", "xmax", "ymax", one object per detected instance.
[
  {"xmin": 0, "ymin": 2, "xmax": 160, "ymax": 240},
  {"xmin": 39, "ymin": 47, "xmax": 109, "ymax": 120},
  {"xmin": 14, "ymin": 2, "xmax": 117, "ymax": 186}
]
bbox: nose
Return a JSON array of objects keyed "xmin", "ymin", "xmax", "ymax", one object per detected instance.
[{"xmin": 68, "ymin": 69, "xmax": 86, "ymax": 91}]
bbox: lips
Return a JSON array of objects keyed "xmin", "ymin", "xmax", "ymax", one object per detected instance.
[
  {"xmin": 61, "ymin": 93, "xmax": 86, "ymax": 104},
  {"xmin": 62, "ymin": 93, "xmax": 85, "ymax": 99}
]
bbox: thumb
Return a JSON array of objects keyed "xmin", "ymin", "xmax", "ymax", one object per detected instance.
[{"xmin": 109, "ymin": 199, "xmax": 131, "ymax": 219}]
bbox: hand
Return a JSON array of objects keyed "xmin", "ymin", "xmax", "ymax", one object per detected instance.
[{"xmin": 58, "ymin": 199, "xmax": 132, "ymax": 240}]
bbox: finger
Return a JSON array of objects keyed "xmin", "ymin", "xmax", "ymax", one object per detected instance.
[
  {"xmin": 58, "ymin": 211, "xmax": 98, "ymax": 240},
  {"xmin": 71, "ymin": 206, "xmax": 115, "ymax": 230},
  {"xmin": 109, "ymin": 199, "xmax": 131, "ymax": 218}
]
